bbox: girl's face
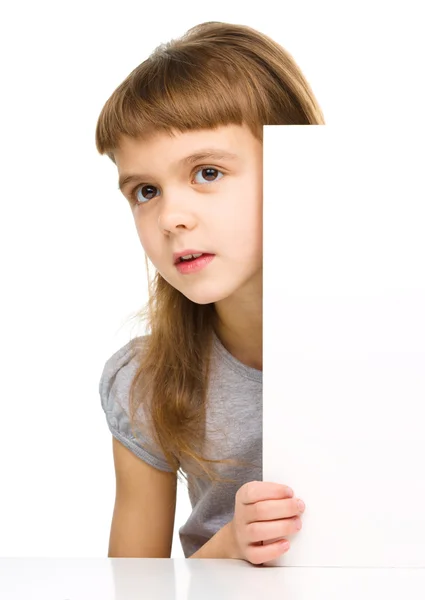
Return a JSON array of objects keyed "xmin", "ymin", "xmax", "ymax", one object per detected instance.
[{"xmin": 114, "ymin": 123, "xmax": 263, "ymax": 305}]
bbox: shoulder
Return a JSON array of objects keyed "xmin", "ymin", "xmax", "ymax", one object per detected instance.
[
  {"xmin": 99, "ymin": 334, "xmax": 175, "ymax": 472},
  {"xmin": 99, "ymin": 335, "xmax": 149, "ymax": 414}
]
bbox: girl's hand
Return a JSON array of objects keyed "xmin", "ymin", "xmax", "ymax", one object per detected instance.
[{"xmin": 228, "ymin": 481, "xmax": 305, "ymax": 565}]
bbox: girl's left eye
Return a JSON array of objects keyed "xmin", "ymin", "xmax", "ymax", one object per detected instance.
[{"xmin": 193, "ymin": 167, "xmax": 224, "ymax": 184}]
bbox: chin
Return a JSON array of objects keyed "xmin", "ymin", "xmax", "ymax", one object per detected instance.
[
  {"xmin": 181, "ymin": 290, "xmax": 225, "ymax": 306},
  {"xmin": 178, "ymin": 282, "xmax": 234, "ymax": 306}
]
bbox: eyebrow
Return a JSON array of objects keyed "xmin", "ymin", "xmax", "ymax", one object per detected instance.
[{"xmin": 118, "ymin": 149, "xmax": 240, "ymax": 192}]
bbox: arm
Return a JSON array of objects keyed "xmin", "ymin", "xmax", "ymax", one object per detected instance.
[{"xmin": 108, "ymin": 437, "xmax": 177, "ymax": 558}]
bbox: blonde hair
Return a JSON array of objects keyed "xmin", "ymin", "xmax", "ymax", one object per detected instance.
[{"xmin": 95, "ymin": 21, "xmax": 325, "ymax": 484}]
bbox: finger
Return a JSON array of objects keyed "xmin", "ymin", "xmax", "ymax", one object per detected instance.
[
  {"xmin": 245, "ymin": 539, "xmax": 290, "ymax": 566},
  {"xmin": 238, "ymin": 481, "xmax": 294, "ymax": 505},
  {"xmin": 245, "ymin": 515, "xmax": 301, "ymax": 544},
  {"xmin": 245, "ymin": 497, "xmax": 302, "ymax": 524}
]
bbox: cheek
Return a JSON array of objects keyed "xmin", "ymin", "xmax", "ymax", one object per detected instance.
[
  {"xmin": 135, "ymin": 224, "xmax": 146, "ymax": 247},
  {"xmin": 238, "ymin": 182, "xmax": 262, "ymax": 236},
  {"xmin": 227, "ymin": 175, "xmax": 261, "ymax": 217},
  {"xmin": 241, "ymin": 185, "xmax": 262, "ymax": 257},
  {"xmin": 134, "ymin": 219, "xmax": 156, "ymax": 257}
]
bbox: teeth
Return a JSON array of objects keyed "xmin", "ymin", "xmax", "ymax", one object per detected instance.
[{"xmin": 180, "ymin": 253, "xmax": 203, "ymax": 261}]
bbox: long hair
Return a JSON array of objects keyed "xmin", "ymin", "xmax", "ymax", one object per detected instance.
[{"xmin": 95, "ymin": 21, "xmax": 325, "ymax": 484}]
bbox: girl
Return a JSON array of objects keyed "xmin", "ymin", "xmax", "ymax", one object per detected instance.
[{"xmin": 96, "ymin": 21, "xmax": 325, "ymax": 565}]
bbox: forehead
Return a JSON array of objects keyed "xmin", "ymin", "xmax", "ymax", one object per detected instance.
[{"xmin": 114, "ymin": 123, "xmax": 260, "ymax": 169}]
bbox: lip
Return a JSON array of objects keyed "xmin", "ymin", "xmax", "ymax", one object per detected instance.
[
  {"xmin": 175, "ymin": 254, "xmax": 215, "ymax": 275},
  {"xmin": 173, "ymin": 249, "xmax": 213, "ymax": 264}
]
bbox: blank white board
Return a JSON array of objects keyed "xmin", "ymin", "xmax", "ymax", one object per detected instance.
[{"xmin": 263, "ymin": 125, "xmax": 425, "ymax": 567}]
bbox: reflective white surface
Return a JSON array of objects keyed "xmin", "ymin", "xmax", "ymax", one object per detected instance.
[{"xmin": 0, "ymin": 559, "xmax": 424, "ymax": 599}]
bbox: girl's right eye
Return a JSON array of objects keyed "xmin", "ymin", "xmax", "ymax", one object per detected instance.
[{"xmin": 130, "ymin": 184, "xmax": 159, "ymax": 204}]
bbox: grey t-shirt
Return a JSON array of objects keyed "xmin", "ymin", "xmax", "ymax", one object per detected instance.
[{"xmin": 99, "ymin": 331, "xmax": 262, "ymax": 558}]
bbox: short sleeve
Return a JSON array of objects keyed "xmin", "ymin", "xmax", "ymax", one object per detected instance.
[{"xmin": 99, "ymin": 336, "xmax": 175, "ymax": 473}]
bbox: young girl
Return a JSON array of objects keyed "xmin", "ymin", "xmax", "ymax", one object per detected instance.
[{"xmin": 96, "ymin": 21, "xmax": 325, "ymax": 565}]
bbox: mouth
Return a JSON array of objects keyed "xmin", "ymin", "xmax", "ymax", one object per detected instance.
[
  {"xmin": 173, "ymin": 251, "xmax": 214, "ymax": 265},
  {"xmin": 174, "ymin": 253, "xmax": 216, "ymax": 274}
]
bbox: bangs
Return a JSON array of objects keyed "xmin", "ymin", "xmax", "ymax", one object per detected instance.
[
  {"xmin": 95, "ymin": 22, "xmax": 323, "ymax": 160},
  {"xmin": 96, "ymin": 47, "xmax": 274, "ymax": 159}
]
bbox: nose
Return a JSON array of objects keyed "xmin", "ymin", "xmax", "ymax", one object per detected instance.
[{"xmin": 157, "ymin": 193, "xmax": 197, "ymax": 234}]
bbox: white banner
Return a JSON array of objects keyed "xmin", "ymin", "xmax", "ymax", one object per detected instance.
[{"xmin": 263, "ymin": 124, "xmax": 425, "ymax": 567}]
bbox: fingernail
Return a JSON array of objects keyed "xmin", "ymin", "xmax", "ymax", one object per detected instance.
[{"xmin": 297, "ymin": 499, "xmax": 305, "ymax": 512}]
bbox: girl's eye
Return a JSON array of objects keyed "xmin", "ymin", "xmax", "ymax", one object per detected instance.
[
  {"xmin": 129, "ymin": 167, "xmax": 224, "ymax": 206},
  {"xmin": 193, "ymin": 167, "xmax": 224, "ymax": 184},
  {"xmin": 132, "ymin": 184, "xmax": 160, "ymax": 204}
]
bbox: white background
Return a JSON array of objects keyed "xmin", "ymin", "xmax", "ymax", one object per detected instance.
[{"xmin": 0, "ymin": 0, "xmax": 423, "ymax": 559}]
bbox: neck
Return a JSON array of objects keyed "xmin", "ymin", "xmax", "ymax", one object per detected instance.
[{"xmin": 213, "ymin": 271, "xmax": 262, "ymax": 371}]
